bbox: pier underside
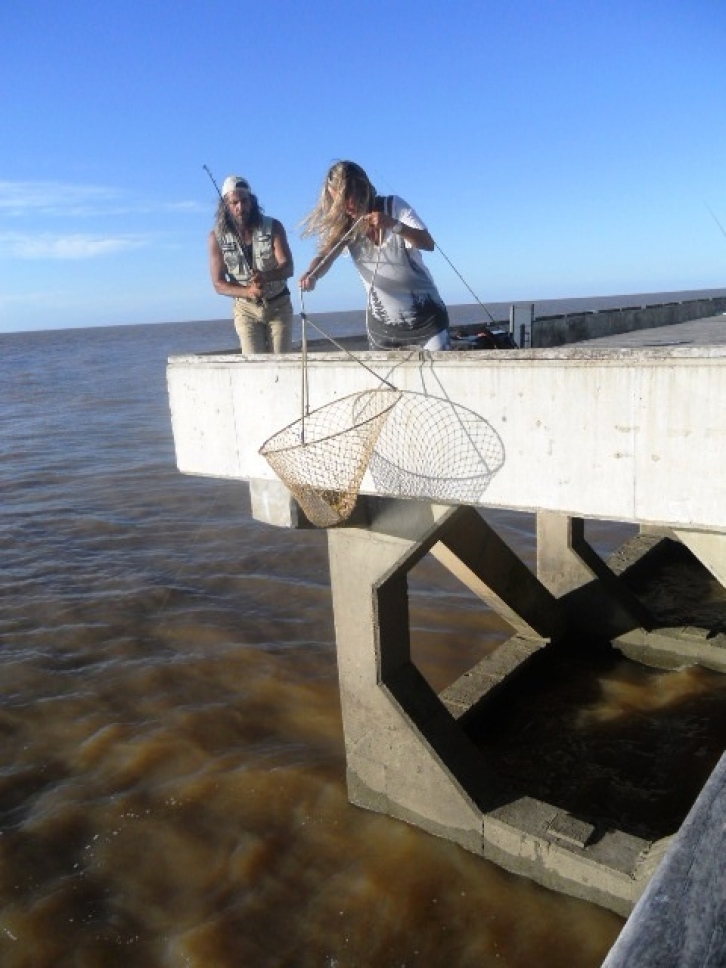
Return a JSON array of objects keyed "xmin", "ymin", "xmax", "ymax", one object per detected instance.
[
  {"xmin": 324, "ymin": 497, "xmax": 726, "ymax": 916},
  {"xmin": 168, "ymin": 342, "xmax": 726, "ymax": 914}
]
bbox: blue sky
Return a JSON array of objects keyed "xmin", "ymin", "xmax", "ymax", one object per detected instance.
[{"xmin": 1, "ymin": 0, "xmax": 725, "ymax": 333}]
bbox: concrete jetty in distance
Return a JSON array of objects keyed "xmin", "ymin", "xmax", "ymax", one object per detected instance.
[{"xmin": 167, "ymin": 297, "xmax": 726, "ymax": 921}]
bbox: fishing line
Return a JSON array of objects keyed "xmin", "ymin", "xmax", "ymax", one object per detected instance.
[
  {"xmin": 433, "ymin": 242, "xmax": 496, "ymax": 323},
  {"xmin": 297, "ymin": 213, "xmax": 398, "ymax": 413},
  {"xmin": 704, "ymin": 200, "xmax": 726, "ymax": 242},
  {"xmin": 305, "ymin": 214, "xmax": 367, "ymax": 279},
  {"xmin": 297, "ymin": 289, "xmax": 397, "ymax": 389},
  {"xmin": 365, "ymin": 165, "xmax": 497, "ymax": 323}
]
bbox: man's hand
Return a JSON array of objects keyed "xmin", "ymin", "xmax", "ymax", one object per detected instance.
[{"xmin": 246, "ymin": 271, "xmax": 264, "ymax": 299}]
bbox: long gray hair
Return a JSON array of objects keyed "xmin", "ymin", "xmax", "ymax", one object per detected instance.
[{"xmin": 301, "ymin": 161, "xmax": 377, "ymax": 252}]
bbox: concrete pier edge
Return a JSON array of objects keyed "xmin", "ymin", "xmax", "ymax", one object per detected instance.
[{"xmin": 167, "ymin": 307, "xmax": 726, "ymax": 919}]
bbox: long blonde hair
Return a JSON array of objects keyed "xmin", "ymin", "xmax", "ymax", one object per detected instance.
[{"xmin": 301, "ymin": 161, "xmax": 377, "ymax": 252}]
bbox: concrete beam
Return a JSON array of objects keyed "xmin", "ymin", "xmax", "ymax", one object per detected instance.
[
  {"xmin": 673, "ymin": 529, "xmax": 726, "ymax": 589},
  {"xmin": 326, "ymin": 503, "xmax": 660, "ymax": 914},
  {"xmin": 431, "ymin": 506, "xmax": 566, "ymax": 641},
  {"xmin": 167, "ymin": 346, "xmax": 726, "ymax": 534}
]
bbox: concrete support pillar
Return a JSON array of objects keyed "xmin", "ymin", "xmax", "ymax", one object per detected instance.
[
  {"xmin": 326, "ymin": 501, "xmax": 493, "ymax": 850},
  {"xmin": 249, "ymin": 478, "xmax": 311, "ymax": 528},
  {"xmin": 325, "ymin": 498, "xmax": 655, "ymax": 914},
  {"xmin": 537, "ymin": 511, "xmax": 653, "ymax": 636},
  {"xmin": 673, "ymin": 529, "xmax": 726, "ymax": 589},
  {"xmin": 536, "ymin": 512, "xmax": 593, "ymax": 596}
]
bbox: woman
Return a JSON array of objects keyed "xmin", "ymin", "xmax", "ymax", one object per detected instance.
[
  {"xmin": 209, "ymin": 175, "xmax": 294, "ymax": 353},
  {"xmin": 299, "ymin": 161, "xmax": 450, "ymax": 350}
]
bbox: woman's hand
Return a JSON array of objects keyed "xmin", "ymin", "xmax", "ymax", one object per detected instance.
[
  {"xmin": 365, "ymin": 211, "xmax": 397, "ymax": 233},
  {"xmin": 299, "ymin": 271, "xmax": 317, "ymax": 292},
  {"xmin": 366, "ymin": 214, "xmax": 435, "ymax": 251}
]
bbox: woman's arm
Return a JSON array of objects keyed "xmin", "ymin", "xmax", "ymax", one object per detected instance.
[
  {"xmin": 366, "ymin": 210, "xmax": 435, "ymax": 251},
  {"xmin": 299, "ymin": 245, "xmax": 340, "ymax": 291}
]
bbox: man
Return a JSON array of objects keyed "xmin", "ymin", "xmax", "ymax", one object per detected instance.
[{"xmin": 209, "ymin": 175, "xmax": 294, "ymax": 353}]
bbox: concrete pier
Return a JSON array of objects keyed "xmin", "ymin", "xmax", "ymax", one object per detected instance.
[
  {"xmin": 530, "ymin": 295, "xmax": 726, "ymax": 347},
  {"xmin": 167, "ymin": 316, "xmax": 726, "ymax": 915}
]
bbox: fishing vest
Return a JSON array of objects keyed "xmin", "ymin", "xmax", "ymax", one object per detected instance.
[{"xmin": 216, "ymin": 216, "xmax": 287, "ymax": 301}]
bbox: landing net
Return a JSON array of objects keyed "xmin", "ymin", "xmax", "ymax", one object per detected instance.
[
  {"xmin": 259, "ymin": 388, "xmax": 401, "ymax": 527},
  {"xmin": 368, "ymin": 392, "xmax": 505, "ymax": 504}
]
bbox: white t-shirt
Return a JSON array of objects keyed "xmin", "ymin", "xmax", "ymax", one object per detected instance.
[{"xmin": 346, "ymin": 195, "xmax": 448, "ymax": 347}]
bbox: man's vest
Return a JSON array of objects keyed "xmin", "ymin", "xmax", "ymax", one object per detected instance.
[{"xmin": 216, "ymin": 216, "xmax": 287, "ymax": 301}]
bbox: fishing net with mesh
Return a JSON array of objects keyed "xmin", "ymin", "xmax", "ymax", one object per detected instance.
[
  {"xmin": 368, "ymin": 392, "xmax": 505, "ymax": 504},
  {"xmin": 259, "ymin": 388, "xmax": 402, "ymax": 527}
]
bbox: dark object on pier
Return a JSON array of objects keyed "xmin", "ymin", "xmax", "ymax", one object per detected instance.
[
  {"xmin": 602, "ymin": 751, "xmax": 726, "ymax": 968},
  {"xmin": 450, "ymin": 323, "xmax": 518, "ymax": 350}
]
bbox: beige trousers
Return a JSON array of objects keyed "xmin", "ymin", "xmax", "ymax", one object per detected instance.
[{"xmin": 233, "ymin": 294, "xmax": 293, "ymax": 354}]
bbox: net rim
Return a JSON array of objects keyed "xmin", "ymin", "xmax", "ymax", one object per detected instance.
[{"xmin": 259, "ymin": 389, "xmax": 402, "ymax": 459}]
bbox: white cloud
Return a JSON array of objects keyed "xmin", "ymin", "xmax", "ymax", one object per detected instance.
[
  {"xmin": 0, "ymin": 181, "xmax": 121, "ymax": 217},
  {"xmin": 0, "ymin": 180, "xmax": 205, "ymax": 218},
  {"xmin": 0, "ymin": 232, "xmax": 150, "ymax": 259}
]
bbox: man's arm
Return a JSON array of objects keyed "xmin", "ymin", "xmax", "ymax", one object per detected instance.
[{"xmin": 257, "ymin": 219, "xmax": 294, "ymax": 284}]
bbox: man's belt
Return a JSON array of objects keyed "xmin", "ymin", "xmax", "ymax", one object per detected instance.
[{"xmin": 236, "ymin": 287, "xmax": 290, "ymax": 306}]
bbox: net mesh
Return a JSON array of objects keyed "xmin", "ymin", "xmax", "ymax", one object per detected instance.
[
  {"xmin": 368, "ymin": 392, "xmax": 505, "ymax": 503},
  {"xmin": 259, "ymin": 389, "xmax": 402, "ymax": 527}
]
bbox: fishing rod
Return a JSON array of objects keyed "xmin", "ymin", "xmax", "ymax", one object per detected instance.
[
  {"xmin": 300, "ymin": 214, "xmax": 384, "ymax": 348},
  {"xmin": 302, "ymin": 214, "xmax": 367, "ymax": 284},
  {"xmin": 367, "ymin": 167, "xmax": 498, "ymax": 325},
  {"xmin": 203, "ymin": 164, "xmax": 266, "ymax": 307},
  {"xmin": 432, "ymin": 241, "xmax": 496, "ymax": 324},
  {"xmin": 704, "ymin": 201, "xmax": 726, "ymax": 242}
]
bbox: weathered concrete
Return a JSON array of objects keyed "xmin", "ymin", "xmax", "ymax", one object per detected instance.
[
  {"xmin": 532, "ymin": 298, "xmax": 726, "ymax": 347},
  {"xmin": 536, "ymin": 512, "xmax": 655, "ymax": 639},
  {"xmin": 166, "ymin": 321, "xmax": 726, "ymax": 913},
  {"xmin": 327, "ymin": 498, "xmax": 659, "ymax": 914},
  {"xmin": 673, "ymin": 529, "xmax": 726, "ymax": 588},
  {"xmin": 168, "ymin": 344, "xmax": 726, "ymax": 533},
  {"xmin": 604, "ymin": 529, "xmax": 726, "ymax": 670},
  {"xmin": 431, "ymin": 506, "xmax": 566, "ymax": 642}
]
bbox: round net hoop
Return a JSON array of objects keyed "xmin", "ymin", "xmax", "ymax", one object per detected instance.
[
  {"xmin": 368, "ymin": 392, "xmax": 505, "ymax": 504},
  {"xmin": 259, "ymin": 389, "xmax": 402, "ymax": 527}
]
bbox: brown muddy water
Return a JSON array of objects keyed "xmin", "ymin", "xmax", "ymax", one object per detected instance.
[{"xmin": 2, "ymin": 319, "xmax": 726, "ymax": 967}]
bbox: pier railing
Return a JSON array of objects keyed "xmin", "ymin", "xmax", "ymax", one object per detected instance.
[{"xmin": 531, "ymin": 296, "xmax": 726, "ymax": 348}]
